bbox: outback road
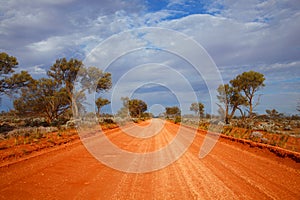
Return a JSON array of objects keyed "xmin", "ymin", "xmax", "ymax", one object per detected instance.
[{"xmin": 0, "ymin": 119, "xmax": 299, "ymax": 199}]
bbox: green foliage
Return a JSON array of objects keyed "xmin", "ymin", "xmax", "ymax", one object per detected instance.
[
  {"xmin": 217, "ymin": 70, "xmax": 265, "ymax": 123},
  {"xmin": 12, "ymin": 57, "xmax": 112, "ymax": 122},
  {"xmin": 141, "ymin": 112, "xmax": 153, "ymax": 119},
  {"xmin": 47, "ymin": 58, "xmax": 83, "ymax": 117},
  {"xmin": 47, "ymin": 59, "xmax": 112, "ymax": 117},
  {"xmin": 14, "ymin": 78, "xmax": 70, "ymax": 124},
  {"xmin": 0, "ymin": 52, "xmax": 33, "ymax": 101},
  {"xmin": 47, "ymin": 58, "xmax": 82, "ymax": 93},
  {"xmin": 265, "ymin": 109, "xmax": 282, "ymax": 119},
  {"xmin": 165, "ymin": 106, "xmax": 181, "ymax": 118},
  {"xmin": 190, "ymin": 102, "xmax": 205, "ymax": 118},
  {"xmin": 217, "ymin": 83, "xmax": 247, "ymax": 124},
  {"xmin": 117, "ymin": 97, "xmax": 148, "ymax": 119},
  {"xmin": 174, "ymin": 116, "xmax": 181, "ymax": 124},
  {"xmin": 80, "ymin": 66, "xmax": 112, "ymax": 93},
  {"xmin": 128, "ymin": 99, "xmax": 147, "ymax": 118},
  {"xmin": 230, "ymin": 71, "xmax": 265, "ymax": 116},
  {"xmin": 2, "ymin": 71, "xmax": 33, "ymax": 95},
  {"xmin": 95, "ymin": 97, "xmax": 110, "ymax": 116},
  {"xmin": 0, "ymin": 52, "xmax": 18, "ymax": 75}
]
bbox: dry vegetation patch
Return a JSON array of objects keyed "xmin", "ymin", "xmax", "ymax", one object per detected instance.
[{"xmin": 0, "ymin": 129, "xmax": 79, "ymax": 162}]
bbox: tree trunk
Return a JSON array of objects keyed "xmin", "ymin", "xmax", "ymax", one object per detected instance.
[
  {"xmin": 249, "ymin": 100, "xmax": 253, "ymax": 117},
  {"xmin": 72, "ymin": 96, "xmax": 79, "ymax": 119},
  {"xmin": 97, "ymin": 107, "xmax": 101, "ymax": 117}
]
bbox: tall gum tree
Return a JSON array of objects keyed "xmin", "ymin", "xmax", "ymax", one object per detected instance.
[
  {"xmin": 190, "ymin": 102, "xmax": 205, "ymax": 118},
  {"xmin": 47, "ymin": 58, "xmax": 112, "ymax": 118},
  {"xmin": 47, "ymin": 58, "xmax": 82, "ymax": 118},
  {"xmin": 217, "ymin": 84, "xmax": 247, "ymax": 124},
  {"xmin": 230, "ymin": 71, "xmax": 265, "ymax": 117}
]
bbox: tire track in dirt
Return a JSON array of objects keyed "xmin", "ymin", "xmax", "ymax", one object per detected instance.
[
  {"xmin": 187, "ymin": 129, "xmax": 300, "ymax": 199},
  {"xmin": 166, "ymin": 125, "xmax": 237, "ymax": 199},
  {"xmin": 95, "ymin": 121, "xmax": 160, "ymax": 199},
  {"xmin": 108, "ymin": 121, "xmax": 174, "ymax": 199},
  {"xmin": 0, "ymin": 119, "xmax": 299, "ymax": 199},
  {"xmin": 211, "ymin": 148, "xmax": 299, "ymax": 197},
  {"xmin": 153, "ymin": 126, "xmax": 192, "ymax": 199}
]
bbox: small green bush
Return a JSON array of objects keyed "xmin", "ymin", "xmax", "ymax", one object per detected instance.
[{"xmin": 174, "ymin": 116, "xmax": 181, "ymax": 124}]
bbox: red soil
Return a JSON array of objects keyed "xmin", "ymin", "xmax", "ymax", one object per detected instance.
[{"xmin": 0, "ymin": 119, "xmax": 299, "ymax": 199}]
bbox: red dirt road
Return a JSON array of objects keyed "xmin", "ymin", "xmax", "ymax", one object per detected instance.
[{"xmin": 0, "ymin": 119, "xmax": 299, "ymax": 199}]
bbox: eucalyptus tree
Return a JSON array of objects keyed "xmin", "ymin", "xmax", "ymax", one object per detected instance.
[
  {"xmin": 190, "ymin": 102, "xmax": 205, "ymax": 118},
  {"xmin": 14, "ymin": 78, "xmax": 69, "ymax": 124},
  {"xmin": 95, "ymin": 97, "xmax": 110, "ymax": 116},
  {"xmin": 230, "ymin": 71, "xmax": 265, "ymax": 117},
  {"xmin": 47, "ymin": 58, "xmax": 112, "ymax": 118},
  {"xmin": 0, "ymin": 52, "xmax": 33, "ymax": 101}
]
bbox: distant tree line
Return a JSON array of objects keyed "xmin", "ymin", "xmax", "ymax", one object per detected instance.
[{"xmin": 1, "ymin": 52, "xmax": 299, "ymax": 126}]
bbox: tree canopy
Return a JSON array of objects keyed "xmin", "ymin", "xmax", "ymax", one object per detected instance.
[
  {"xmin": 47, "ymin": 58, "xmax": 112, "ymax": 117},
  {"xmin": 14, "ymin": 78, "xmax": 69, "ymax": 124},
  {"xmin": 95, "ymin": 97, "xmax": 110, "ymax": 116},
  {"xmin": 217, "ymin": 84, "xmax": 247, "ymax": 124},
  {"xmin": 165, "ymin": 106, "xmax": 181, "ymax": 118},
  {"xmin": 230, "ymin": 70, "xmax": 265, "ymax": 116},
  {"xmin": 190, "ymin": 102, "xmax": 205, "ymax": 118},
  {"xmin": 128, "ymin": 99, "xmax": 148, "ymax": 118},
  {"xmin": 11, "ymin": 56, "xmax": 112, "ymax": 123},
  {"xmin": 0, "ymin": 52, "xmax": 18, "ymax": 77},
  {"xmin": 0, "ymin": 52, "xmax": 33, "ymax": 97},
  {"xmin": 0, "ymin": 52, "xmax": 281, "ymax": 127},
  {"xmin": 47, "ymin": 58, "xmax": 83, "ymax": 116},
  {"xmin": 266, "ymin": 109, "xmax": 282, "ymax": 119},
  {"xmin": 81, "ymin": 66, "xmax": 112, "ymax": 93},
  {"xmin": 217, "ymin": 70, "xmax": 265, "ymax": 123},
  {"xmin": 117, "ymin": 97, "xmax": 148, "ymax": 118}
]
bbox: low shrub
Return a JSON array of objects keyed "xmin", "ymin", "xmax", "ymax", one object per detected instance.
[
  {"xmin": 174, "ymin": 116, "xmax": 181, "ymax": 124},
  {"xmin": 249, "ymin": 131, "xmax": 263, "ymax": 142},
  {"xmin": 103, "ymin": 118, "xmax": 115, "ymax": 124}
]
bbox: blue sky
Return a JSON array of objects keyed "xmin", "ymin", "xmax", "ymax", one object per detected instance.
[{"xmin": 0, "ymin": 0, "xmax": 300, "ymax": 116}]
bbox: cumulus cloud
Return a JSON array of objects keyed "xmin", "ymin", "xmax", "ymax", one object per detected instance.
[
  {"xmin": 0, "ymin": 0, "xmax": 144, "ymax": 68},
  {"xmin": 0, "ymin": 0, "xmax": 299, "ymax": 114},
  {"xmin": 160, "ymin": 12, "xmax": 300, "ymax": 67}
]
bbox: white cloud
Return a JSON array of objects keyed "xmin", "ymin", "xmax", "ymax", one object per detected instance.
[
  {"xmin": 29, "ymin": 65, "xmax": 47, "ymax": 75},
  {"xmin": 206, "ymin": 0, "xmax": 300, "ymax": 23},
  {"xmin": 167, "ymin": 0, "xmax": 186, "ymax": 7},
  {"xmin": 159, "ymin": 12, "xmax": 300, "ymax": 68},
  {"xmin": 0, "ymin": 0, "xmax": 299, "ymax": 114},
  {"xmin": 260, "ymin": 61, "xmax": 300, "ymax": 71},
  {"xmin": 143, "ymin": 10, "xmax": 184, "ymax": 25},
  {"xmin": 27, "ymin": 37, "xmax": 67, "ymax": 52}
]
